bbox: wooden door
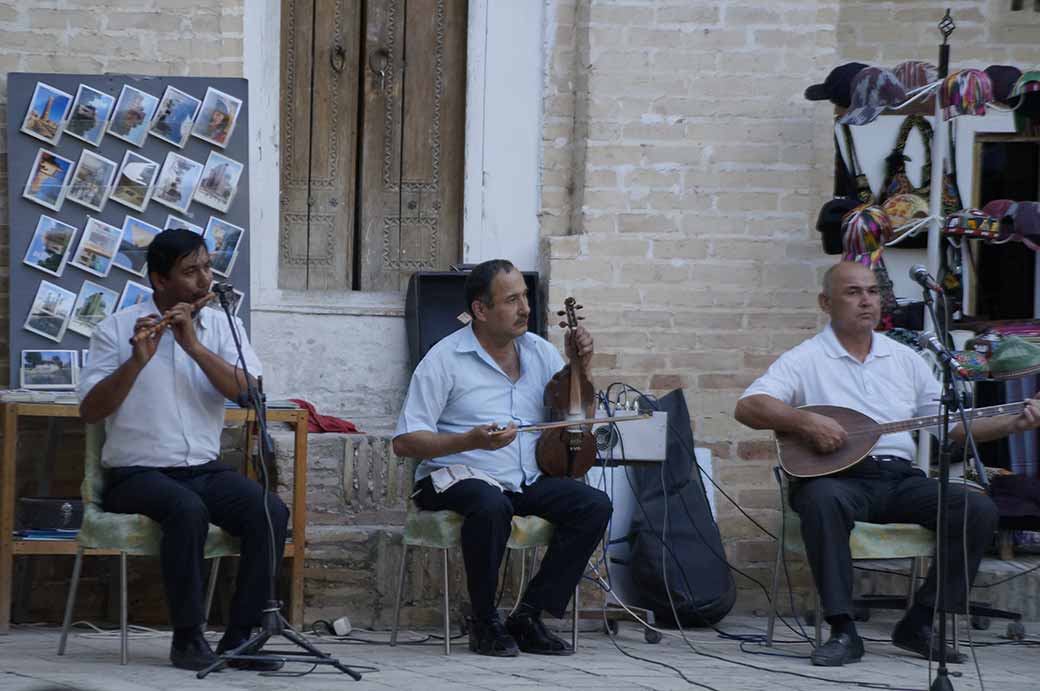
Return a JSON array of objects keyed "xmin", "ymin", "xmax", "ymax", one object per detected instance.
[{"xmin": 279, "ymin": 0, "xmax": 466, "ymax": 292}]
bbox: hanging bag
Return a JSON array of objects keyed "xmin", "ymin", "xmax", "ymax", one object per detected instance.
[{"xmin": 841, "ymin": 125, "xmax": 876, "ymax": 205}]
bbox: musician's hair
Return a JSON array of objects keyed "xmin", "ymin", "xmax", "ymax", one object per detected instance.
[
  {"xmin": 465, "ymin": 259, "xmax": 516, "ymax": 315},
  {"xmin": 147, "ymin": 229, "xmax": 208, "ymax": 281},
  {"xmin": 821, "ymin": 261, "xmax": 874, "ymax": 297}
]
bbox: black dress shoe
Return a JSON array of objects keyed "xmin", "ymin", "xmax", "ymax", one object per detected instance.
[
  {"xmin": 891, "ymin": 617, "xmax": 965, "ymax": 663},
  {"xmin": 810, "ymin": 632, "xmax": 864, "ymax": 667},
  {"xmin": 170, "ymin": 630, "xmax": 219, "ymax": 671},
  {"xmin": 467, "ymin": 613, "xmax": 520, "ymax": 657},
  {"xmin": 216, "ymin": 636, "xmax": 285, "ymax": 671},
  {"xmin": 505, "ymin": 611, "xmax": 574, "ymax": 656}
]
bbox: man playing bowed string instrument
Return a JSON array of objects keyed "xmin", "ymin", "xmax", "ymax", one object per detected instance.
[
  {"xmin": 734, "ymin": 261, "xmax": 1040, "ymax": 667},
  {"xmin": 393, "ymin": 259, "xmax": 612, "ymax": 657},
  {"xmin": 79, "ymin": 229, "xmax": 288, "ymax": 671}
]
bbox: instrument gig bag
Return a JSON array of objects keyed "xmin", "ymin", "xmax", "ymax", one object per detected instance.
[{"xmin": 627, "ymin": 389, "xmax": 736, "ymax": 626}]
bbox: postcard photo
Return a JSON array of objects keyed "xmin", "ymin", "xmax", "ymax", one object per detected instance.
[
  {"xmin": 23, "ymin": 148, "xmax": 75, "ymax": 212},
  {"xmin": 70, "ymin": 217, "xmax": 122, "ymax": 278},
  {"xmin": 24, "ymin": 280, "xmax": 76, "ymax": 343},
  {"xmin": 149, "ymin": 85, "xmax": 201, "ymax": 148},
  {"xmin": 66, "ymin": 150, "xmax": 118, "ymax": 212},
  {"xmin": 118, "ymin": 280, "xmax": 154, "ymax": 312},
  {"xmin": 21, "ymin": 82, "xmax": 73, "ymax": 146},
  {"xmin": 20, "ymin": 350, "xmax": 78, "ymax": 390},
  {"xmin": 107, "ymin": 84, "xmax": 159, "ymax": 147},
  {"xmin": 195, "ymin": 151, "xmax": 244, "ymax": 213},
  {"xmin": 191, "ymin": 87, "xmax": 241, "ymax": 148},
  {"xmin": 24, "ymin": 215, "xmax": 78, "ymax": 278},
  {"xmin": 115, "ymin": 215, "xmax": 162, "ymax": 276},
  {"xmin": 164, "ymin": 214, "xmax": 204, "ymax": 235},
  {"xmin": 64, "ymin": 84, "xmax": 116, "ymax": 147},
  {"xmin": 111, "ymin": 151, "xmax": 160, "ymax": 212},
  {"xmin": 68, "ymin": 280, "xmax": 119, "ymax": 338},
  {"xmin": 203, "ymin": 217, "xmax": 244, "ymax": 277},
  {"xmin": 153, "ymin": 152, "xmax": 203, "ymax": 213}
]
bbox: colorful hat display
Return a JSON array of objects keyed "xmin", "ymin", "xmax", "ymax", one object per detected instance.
[
  {"xmin": 839, "ymin": 67, "xmax": 908, "ymax": 126},
  {"xmin": 841, "ymin": 204, "xmax": 892, "ymax": 266},
  {"xmin": 941, "ymin": 69, "xmax": 993, "ymax": 120},
  {"xmin": 882, "ymin": 193, "xmax": 929, "ymax": 232},
  {"xmin": 805, "ymin": 62, "xmax": 868, "ymax": 108}
]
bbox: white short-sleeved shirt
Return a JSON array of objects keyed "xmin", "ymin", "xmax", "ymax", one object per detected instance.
[
  {"xmin": 739, "ymin": 323, "xmax": 940, "ymax": 461},
  {"xmin": 78, "ymin": 299, "xmax": 263, "ymax": 469},
  {"xmin": 393, "ymin": 324, "xmax": 566, "ymax": 492}
]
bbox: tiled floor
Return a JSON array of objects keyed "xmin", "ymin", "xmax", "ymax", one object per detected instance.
[{"xmin": 1, "ymin": 613, "xmax": 1037, "ymax": 690}]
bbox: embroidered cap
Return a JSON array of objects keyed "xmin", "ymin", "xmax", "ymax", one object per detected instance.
[
  {"xmin": 838, "ymin": 67, "xmax": 908, "ymax": 126},
  {"xmin": 1010, "ymin": 70, "xmax": 1040, "ymax": 131},
  {"xmin": 816, "ymin": 198, "xmax": 862, "ymax": 255}
]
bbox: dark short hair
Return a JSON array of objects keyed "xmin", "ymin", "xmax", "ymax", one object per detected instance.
[
  {"xmin": 147, "ymin": 228, "xmax": 208, "ymax": 280},
  {"xmin": 464, "ymin": 259, "xmax": 516, "ymax": 316}
]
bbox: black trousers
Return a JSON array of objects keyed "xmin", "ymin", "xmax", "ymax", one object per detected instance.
[
  {"xmin": 790, "ymin": 457, "xmax": 999, "ymax": 620},
  {"xmin": 413, "ymin": 475, "xmax": 612, "ymax": 620},
  {"xmin": 103, "ymin": 461, "xmax": 290, "ymax": 630}
]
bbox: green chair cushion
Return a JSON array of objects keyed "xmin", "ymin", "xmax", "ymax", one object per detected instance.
[
  {"xmin": 783, "ymin": 512, "xmax": 935, "ymax": 560},
  {"xmin": 79, "ymin": 423, "xmax": 239, "ymax": 558},
  {"xmin": 402, "ymin": 508, "xmax": 556, "ymax": 550}
]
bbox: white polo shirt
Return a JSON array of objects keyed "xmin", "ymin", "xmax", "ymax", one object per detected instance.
[
  {"xmin": 78, "ymin": 299, "xmax": 262, "ymax": 469},
  {"xmin": 394, "ymin": 324, "xmax": 566, "ymax": 492},
  {"xmin": 740, "ymin": 323, "xmax": 940, "ymax": 461}
]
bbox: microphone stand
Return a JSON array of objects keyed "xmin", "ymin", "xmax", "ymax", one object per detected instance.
[
  {"xmin": 922, "ymin": 282, "xmax": 956, "ymax": 691},
  {"xmin": 198, "ymin": 287, "xmax": 363, "ymax": 680}
]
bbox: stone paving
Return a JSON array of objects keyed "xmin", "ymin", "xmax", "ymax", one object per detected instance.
[{"xmin": 1, "ymin": 613, "xmax": 1039, "ymax": 690}]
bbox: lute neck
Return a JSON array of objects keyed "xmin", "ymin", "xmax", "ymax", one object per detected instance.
[{"xmin": 876, "ymin": 401, "xmax": 1027, "ymax": 436}]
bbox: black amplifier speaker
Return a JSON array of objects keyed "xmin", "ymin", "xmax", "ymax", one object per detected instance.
[{"xmin": 405, "ymin": 268, "xmax": 544, "ymax": 370}]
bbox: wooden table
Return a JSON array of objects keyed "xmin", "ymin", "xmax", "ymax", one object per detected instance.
[{"xmin": 0, "ymin": 402, "xmax": 308, "ymax": 633}]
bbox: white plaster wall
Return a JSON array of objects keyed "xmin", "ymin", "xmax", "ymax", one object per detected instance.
[{"xmin": 462, "ymin": 0, "xmax": 545, "ymax": 271}]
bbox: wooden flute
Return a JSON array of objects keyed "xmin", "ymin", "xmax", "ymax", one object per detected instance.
[{"xmin": 129, "ymin": 292, "xmax": 215, "ymax": 344}]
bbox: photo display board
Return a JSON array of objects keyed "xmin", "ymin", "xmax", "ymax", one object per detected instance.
[{"xmin": 5, "ymin": 73, "xmax": 250, "ymax": 389}]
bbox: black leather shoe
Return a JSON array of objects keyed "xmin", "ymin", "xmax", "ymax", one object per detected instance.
[
  {"xmin": 505, "ymin": 611, "xmax": 574, "ymax": 656},
  {"xmin": 216, "ymin": 635, "xmax": 285, "ymax": 672},
  {"xmin": 891, "ymin": 617, "xmax": 965, "ymax": 663},
  {"xmin": 467, "ymin": 614, "xmax": 520, "ymax": 657},
  {"xmin": 170, "ymin": 630, "xmax": 219, "ymax": 671},
  {"xmin": 810, "ymin": 632, "xmax": 864, "ymax": 667}
]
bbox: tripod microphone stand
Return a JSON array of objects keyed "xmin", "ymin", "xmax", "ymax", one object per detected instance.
[
  {"xmin": 198, "ymin": 285, "xmax": 363, "ymax": 680},
  {"xmin": 918, "ymin": 276, "xmax": 958, "ymax": 691}
]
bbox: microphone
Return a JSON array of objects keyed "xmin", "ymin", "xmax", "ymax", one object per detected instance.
[
  {"xmin": 917, "ymin": 331, "xmax": 968, "ymax": 378},
  {"xmin": 908, "ymin": 264, "xmax": 943, "ymax": 294}
]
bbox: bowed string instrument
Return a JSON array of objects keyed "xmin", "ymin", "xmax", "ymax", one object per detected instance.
[{"xmin": 534, "ymin": 298, "xmax": 598, "ymax": 478}]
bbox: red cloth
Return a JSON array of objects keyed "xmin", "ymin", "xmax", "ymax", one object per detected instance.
[{"xmin": 289, "ymin": 399, "xmax": 361, "ymax": 434}]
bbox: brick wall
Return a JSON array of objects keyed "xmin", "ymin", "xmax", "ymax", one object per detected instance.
[
  {"xmin": 542, "ymin": 0, "xmax": 1040, "ymax": 612},
  {"xmin": 0, "ymin": 1, "xmax": 244, "ymax": 385}
]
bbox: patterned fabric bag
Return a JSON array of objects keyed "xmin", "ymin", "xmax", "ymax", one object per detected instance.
[{"xmin": 880, "ymin": 115, "xmax": 961, "ymax": 216}]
